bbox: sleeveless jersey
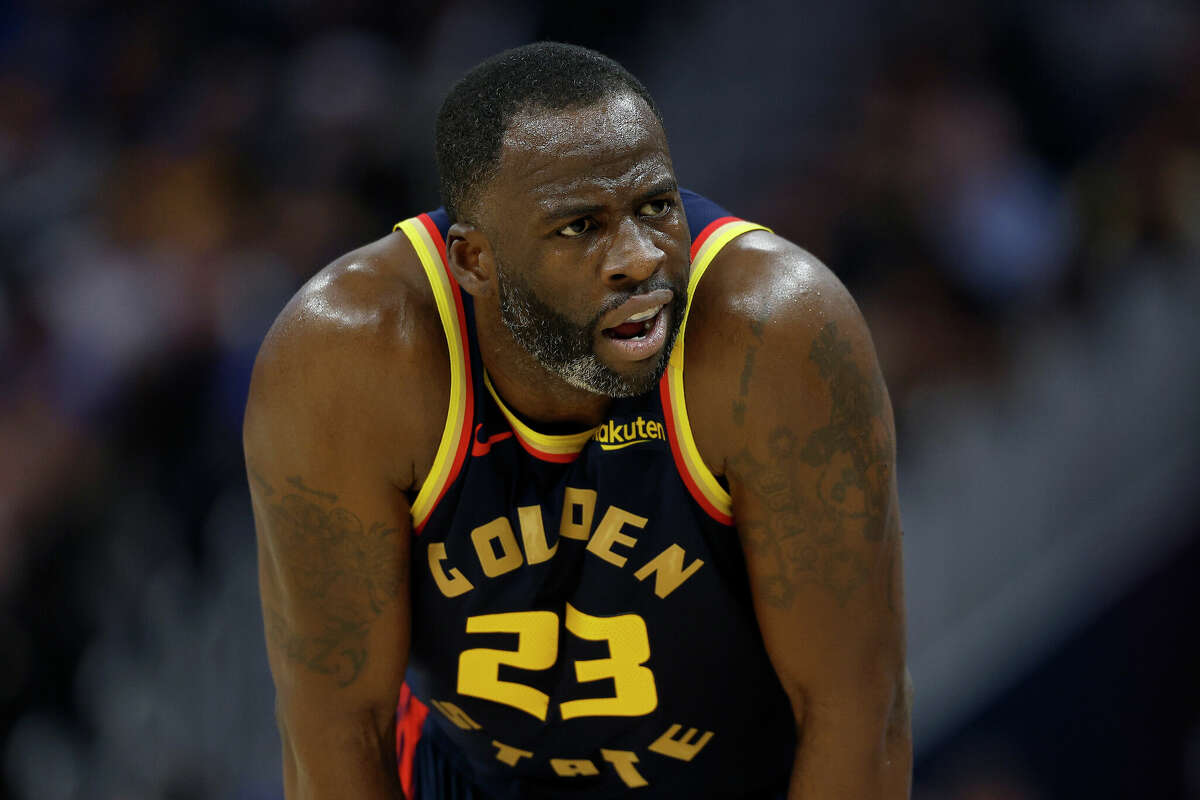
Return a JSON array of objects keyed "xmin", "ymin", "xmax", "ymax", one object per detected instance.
[{"xmin": 393, "ymin": 191, "xmax": 797, "ymax": 799}]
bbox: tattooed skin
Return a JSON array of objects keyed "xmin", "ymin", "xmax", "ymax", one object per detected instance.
[
  {"xmin": 731, "ymin": 321, "xmax": 897, "ymax": 609},
  {"xmin": 732, "ymin": 317, "xmax": 767, "ymax": 426},
  {"xmin": 256, "ymin": 475, "xmax": 406, "ymax": 687}
]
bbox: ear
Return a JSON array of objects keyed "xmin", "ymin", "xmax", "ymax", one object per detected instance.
[{"xmin": 446, "ymin": 222, "xmax": 496, "ymax": 297}]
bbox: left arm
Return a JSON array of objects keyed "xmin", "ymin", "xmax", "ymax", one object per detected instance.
[{"xmin": 688, "ymin": 233, "xmax": 911, "ymax": 798}]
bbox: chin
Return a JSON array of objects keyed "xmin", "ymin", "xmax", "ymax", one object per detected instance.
[{"xmin": 563, "ymin": 351, "xmax": 670, "ymax": 399}]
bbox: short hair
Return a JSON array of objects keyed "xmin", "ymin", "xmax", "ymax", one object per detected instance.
[{"xmin": 435, "ymin": 42, "xmax": 664, "ymax": 223}]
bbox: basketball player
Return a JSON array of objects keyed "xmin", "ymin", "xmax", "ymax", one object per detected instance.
[{"xmin": 244, "ymin": 43, "xmax": 911, "ymax": 799}]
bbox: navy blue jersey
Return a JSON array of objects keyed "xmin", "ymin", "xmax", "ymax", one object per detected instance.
[{"xmin": 392, "ymin": 191, "xmax": 796, "ymax": 799}]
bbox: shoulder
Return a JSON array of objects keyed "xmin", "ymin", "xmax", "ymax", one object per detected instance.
[
  {"xmin": 255, "ymin": 229, "xmax": 442, "ymax": 374},
  {"xmin": 684, "ymin": 229, "xmax": 885, "ymax": 472},
  {"xmin": 691, "ymin": 229, "xmax": 861, "ymax": 333},
  {"xmin": 243, "ymin": 229, "xmax": 449, "ymax": 491}
]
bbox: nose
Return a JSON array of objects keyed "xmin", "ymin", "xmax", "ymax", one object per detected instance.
[{"xmin": 601, "ymin": 217, "xmax": 666, "ymax": 287}]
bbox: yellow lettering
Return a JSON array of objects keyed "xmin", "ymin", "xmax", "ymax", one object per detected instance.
[
  {"xmin": 633, "ymin": 544, "xmax": 704, "ymax": 598},
  {"xmin": 559, "ymin": 487, "xmax": 597, "ymax": 541},
  {"xmin": 471, "ymin": 517, "xmax": 524, "ymax": 577},
  {"xmin": 600, "ymin": 749, "xmax": 648, "ymax": 788},
  {"xmin": 428, "ymin": 542, "xmax": 474, "ymax": 598},
  {"xmin": 429, "ymin": 699, "xmax": 482, "ymax": 730},
  {"xmin": 559, "ymin": 604, "xmax": 657, "ymax": 719},
  {"xmin": 459, "ymin": 611, "xmax": 557, "ymax": 720},
  {"xmin": 647, "ymin": 723, "xmax": 714, "ymax": 762},
  {"xmin": 491, "ymin": 740, "xmax": 533, "ymax": 767},
  {"xmin": 550, "ymin": 758, "xmax": 599, "ymax": 777},
  {"xmin": 586, "ymin": 505, "xmax": 646, "ymax": 567},
  {"xmin": 517, "ymin": 505, "xmax": 557, "ymax": 565}
]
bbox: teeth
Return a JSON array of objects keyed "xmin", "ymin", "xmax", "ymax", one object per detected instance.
[{"xmin": 624, "ymin": 305, "xmax": 662, "ymax": 324}]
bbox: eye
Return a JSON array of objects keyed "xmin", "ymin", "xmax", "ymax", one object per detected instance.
[
  {"xmin": 638, "ymin": 199, "xmax": 671, "ymax": 217},
  {"xmin": 558, "ymin": 218, "xmax": 594, "ymax": 238}
]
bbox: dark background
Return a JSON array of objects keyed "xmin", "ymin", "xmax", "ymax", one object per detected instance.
[{"xmin": 1, "ymin": 0, "xmax": 1198, "ymax": 797}]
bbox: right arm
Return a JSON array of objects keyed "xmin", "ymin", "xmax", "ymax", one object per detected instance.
[{"xmin": 243, "ymin": 244, "xmax": 445, "ymax": 798}]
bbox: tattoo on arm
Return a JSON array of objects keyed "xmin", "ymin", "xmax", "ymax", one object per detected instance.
[
  {"xmin": 286, "ymin": 475, "xmax": 340, "ymax": 503},
  {"xmin": 257, "ymin": 475, "xmax": 407, "ymax": 687},
  {"xmin": 732, "ymin": 321, "xmax": 898, "ymax": 609},
  {"xmin": 732, "ymin": 317, "xmax": 767, "ymax": 426},
  {"xmin": 248, "ymin": 466, "xmax": 275, "ymax": 496}
]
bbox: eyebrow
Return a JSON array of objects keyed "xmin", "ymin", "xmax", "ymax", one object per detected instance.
[
  {"xmin": 636, "ymin": 177, "xmax": 679, "ymax": 206},
  {"xmin": 539, "ymin": 200, "xmax": 605, "ymax": 224},
  {"xmin": 537, "ymin": 177, "xmax": 679, "ymax": 224}
]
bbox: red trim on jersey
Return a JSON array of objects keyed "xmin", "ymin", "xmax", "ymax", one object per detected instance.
[
  {"xmin": 414, "ymin": 213, "xmax": 475, "ymax": 535},
  {"xmin": 418, "ymin": 213, "xmax": 450, "ymax": 272},
  {"xmin": 689, "ymin": 215, "xmax": 740, "ymax": 260},
  {"xmin": 511, "ymin": 433, "xmax": 583, "ymax": 464},
  {"xmin": 659, "ymin": 371, "xmax": 734, "ymax": 526},
  {"xmin": 396, "ymin": 683, "xmax": 429, "ymax": 798}
]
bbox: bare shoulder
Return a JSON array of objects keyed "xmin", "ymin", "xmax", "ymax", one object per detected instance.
[
  {"xmin": 244, "ymin": 229, "xmax": 450, "ymax": 492},
  {"xmin": 684, "ymin": 230, "xmax": 885, "ymax": 473},
  {"xmin": 689, "ymin": 230, "xmax": 861, "ymax": 339}
]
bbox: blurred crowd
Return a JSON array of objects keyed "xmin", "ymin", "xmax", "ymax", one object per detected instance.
[{"xmin": 1, "ymin": 0, "xmax": 1198, "ymax": 798}]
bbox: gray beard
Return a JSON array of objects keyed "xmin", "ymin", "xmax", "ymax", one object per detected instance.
[{"xmin": 494, "ymin": 261, "xmax": 684, "ymax": 399}]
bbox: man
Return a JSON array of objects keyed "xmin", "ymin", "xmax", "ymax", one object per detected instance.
[{"xmin": 244, "ymin": 43, "xmax": 910, "ymax": 800}]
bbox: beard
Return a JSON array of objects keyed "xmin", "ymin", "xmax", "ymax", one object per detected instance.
[{"xmin": 495, "ymin": 259, "xmax": 687, "ymax": 398}]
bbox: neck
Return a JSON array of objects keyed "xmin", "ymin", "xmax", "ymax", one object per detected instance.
[{"xmin": 474, "ymin": 303, "xmax": 614, "ymax": 427}]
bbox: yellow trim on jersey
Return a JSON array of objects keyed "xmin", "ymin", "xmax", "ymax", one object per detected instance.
[
  {"xmin": 484, "ymin": 371, "xmax": 598, "ymax": 456},
  {"xmin": 668, "ymin": 219, "xmax": 771, "ymax": 519},
  {"xmin": 396, "ymin": 217, "xmax": 469, "ymax": 528}
]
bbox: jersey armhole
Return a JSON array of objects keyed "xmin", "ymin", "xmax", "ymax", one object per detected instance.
[
  {"xmin": 394, "ymin": 215, "xmax": 474, "ymax": 532},
  {"xmin": 660, "ymin": 217, "xmax": 770, "ymax": 527}
]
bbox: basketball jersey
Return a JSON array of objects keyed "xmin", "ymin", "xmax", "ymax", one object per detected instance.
[{"xmin": 392, "ymin": 191, "xmax": 797, "ymax": 799}]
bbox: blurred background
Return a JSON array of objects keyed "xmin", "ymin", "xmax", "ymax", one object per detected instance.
[{"xmin": 1, "ymin": 0, "xmax": 1198, "ymax": 797}]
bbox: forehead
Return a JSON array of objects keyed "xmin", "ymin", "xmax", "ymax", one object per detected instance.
[{"xmin": 488, "ymin": 93, "xmax": 672, "ymax": 214}]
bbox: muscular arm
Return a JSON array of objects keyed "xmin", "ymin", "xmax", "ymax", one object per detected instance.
[
  {"xmin": 689, "ymin": 233, "xmax": 911, "ymax": 798},
  {"xmin": 248, "ymin": 468, "xmax": 409, "ymax": 799},
  {"xmin": 243, "ymin": 239, "xmax": 445, "ymax": 799}
]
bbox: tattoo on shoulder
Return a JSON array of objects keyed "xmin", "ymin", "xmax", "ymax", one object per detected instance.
[
  {"xmin": 732, "ymin": 322, "xmax": 898, "ymax": 609},
  {"xmin": 255, "ymin": 474, "xmax": 406, "ymax": 687}
]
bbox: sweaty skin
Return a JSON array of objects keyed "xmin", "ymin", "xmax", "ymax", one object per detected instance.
[
  {"xmin": 449, "ymin": 93, "xmax": 692, "ymax": 423},
  {"xmin": 244, "ymin": 92, "xmax": 911, "ymax": 799}
]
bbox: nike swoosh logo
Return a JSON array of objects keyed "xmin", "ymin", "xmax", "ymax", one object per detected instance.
[{"xmin": 472, "ymin": 424, "xmax": 514, "ymax": 457}]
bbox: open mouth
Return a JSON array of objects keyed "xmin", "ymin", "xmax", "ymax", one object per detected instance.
[
  {"xmin": 602, "ymin": 305, "xmax": 661, "ymax": 340},
  {"xmin": 597, "ymin": 304, "xmax": 669, "ymax": 363}
]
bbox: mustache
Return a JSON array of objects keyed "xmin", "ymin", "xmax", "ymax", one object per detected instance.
[{"xmin": 593, "ymin": 274, "xmax": 684, "ymax": 319}]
